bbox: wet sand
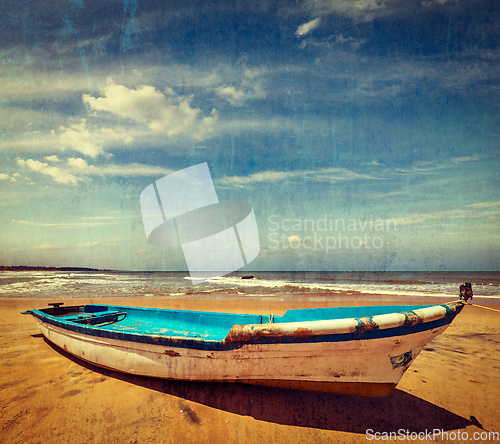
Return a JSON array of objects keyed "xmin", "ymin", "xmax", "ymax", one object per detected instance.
[{"xmin": 1, "ymin": 297, "xmax": 499, "ymax": 443}]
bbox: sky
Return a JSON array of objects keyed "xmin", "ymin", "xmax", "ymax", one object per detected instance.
[{"xmin": 0, "ymin": 0, "xmax": 499, "ymax": 272}]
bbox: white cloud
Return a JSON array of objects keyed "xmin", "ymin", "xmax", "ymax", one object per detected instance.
[
  {"xmin": 95, "ymin": 127, "xmax": 134, "ymax": 145},
  {"xmin": 17, "ymin": 158, "xmax": 80, "ymax": 186},
  {"xmin": 390, "ymin": 202, "xmax": 500, "ymax": 227},
  {"xmin": 55, "ymin": 119, "xmax": 106, "ymax": 158},
  {"xmin": 216, "ymin": 85, "xmax": 248, "ymax": 107},
  {"xmin": 93, "ymin": 163, "xmax": 173, "ymax": 177},
  {"xmin": 29, "ymin": 244, "xmax": 64, "ymax": 250},
  {"xmin": 44, "ymin": 155, "xmax": 60, "ymax": 162},
  {"xmin": 67, "ymin": 157, "xmax": 89, "ymax": 169},
  {"xmin": 0, "ymin": 108, "xmax": 133, "ymax": 157},
  {"xmin": 385, "ymin": 154, "xmax": 483, "ymax": 176},
  {"xmin": 16, "ymin": 155, "xmax": 173, "ymax": 185},
  {"xmin": 83, "ymin": 79, "xmax": 218, "ymax": 140},
  {"xmin": 77, "ymin": 241, "xmax": 117, "ymax": 248},
  {"xmin": 65, "ymin": 159, "xmax": 172, "ymax": 178},
  {"xmin": 219, "ymin": 170, "xmax": 290, "ymax": 185},
  {"xmin": 306, "ymin": 0, "xmax": 393, "ymax": 22},
  {"xmin": 304, "ymin": 0, "xmax": 468, "ymax": 22},
  {"xmin": 215, "ymin": 66, "xmax": 266, "ymax": 107},
  {"xmin": 466, "ymin": 201, "xmax": 500, "ymax": 209},
  {"xmin": 218, "ymin": 154, "xmax": 485, "ymax": 190},
  {"xmin": 12, "ymin": 218, "xmax": 123, "ymax": 228},
  {"xmin": 79, "ymin": 216, "xmax": 129, "ymax": 221},
  {"xmin": 296, "ymin": 17, "xmax": 321, "ymax": 37},
  {"xmin": 77, "ymin": 241, "xmax": 102, "ymax": 248},
  {"xmin": 218, "ymin": 167, "xmax": 381, "ymax": 186},
  {"xmin": 0, "ymin": 173, "xmax": 16, "ymax": 182}
]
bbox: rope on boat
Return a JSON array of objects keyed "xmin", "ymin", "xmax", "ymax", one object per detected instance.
[{"xmin": 466, "ymin": 303, "xmax": 500, "ymax": 314}]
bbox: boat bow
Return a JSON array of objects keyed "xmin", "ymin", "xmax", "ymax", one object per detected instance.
[{"xmin": 224, "ymin": 301, "xmax": 464, "ymax": 346}]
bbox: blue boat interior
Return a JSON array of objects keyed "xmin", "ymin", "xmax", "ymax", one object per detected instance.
[{"xmin": 32, "ymin": 303, "xmax": 439, "ymax": 342}]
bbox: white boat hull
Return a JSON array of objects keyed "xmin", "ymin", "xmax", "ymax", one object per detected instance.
[{"xmin": 36, "ymin": 318, "xmax": 448, "ymax": 397}]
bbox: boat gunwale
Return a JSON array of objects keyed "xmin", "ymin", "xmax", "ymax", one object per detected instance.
[{"xmin": 225, "ymin": 301, "xmax": 464, "ymax": 343}]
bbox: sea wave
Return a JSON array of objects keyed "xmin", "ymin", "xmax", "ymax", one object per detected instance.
[{"xmin": 0, "ymin": 270, "xmax": 498, "ymax": 302}]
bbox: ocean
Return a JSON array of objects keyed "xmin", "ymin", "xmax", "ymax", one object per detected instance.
[{"xmin": 1, "ymin": 270, "xmax": 499, "ymax": 305}]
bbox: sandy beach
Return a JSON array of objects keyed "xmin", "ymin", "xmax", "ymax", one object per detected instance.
[{"xmin": 1, "ymin": 297, "xmax": 499, "ymax": 444}]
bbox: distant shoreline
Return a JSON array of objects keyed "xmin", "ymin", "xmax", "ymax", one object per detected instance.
[
  {"xmin": 0, "ymin": 266, "xmax": 113, "ymax": 272},
  {"xmin": 1, "ymin": 267, "xmax": 498, "ymax": 273}
]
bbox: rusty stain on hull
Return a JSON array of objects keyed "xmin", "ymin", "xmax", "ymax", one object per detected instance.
[
  {"xmin": 164, "ymin": 349, "xmax": 181, "ymax": 357},
  {"xmin": 403, "ymin": 312, "xmax": 421, "ymax": 327},
  {"xmin": 354, "ymin": 317, "xmax": 379, "ymax": 334},
  {"xmin": 293, "ymin": 327, "xmax": 314, "ymax": 337}
]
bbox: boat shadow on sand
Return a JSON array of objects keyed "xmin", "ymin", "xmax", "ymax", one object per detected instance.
[{"xmin": 44, "ymin": 338, "xmax": 477, "ymax": 434}]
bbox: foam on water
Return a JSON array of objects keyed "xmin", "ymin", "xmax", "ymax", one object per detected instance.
[
  {"xmin": 210, "ymin": 275, "xmax": 500, "ymax": 300},
  {"xmin": 1, "ymin": 270, "xmax": 498, "ymax": 302}
]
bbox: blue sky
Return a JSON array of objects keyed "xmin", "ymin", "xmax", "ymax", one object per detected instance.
[{"xmin": 0, "ymin": 0, "xmax": 499, "ymax": 271}]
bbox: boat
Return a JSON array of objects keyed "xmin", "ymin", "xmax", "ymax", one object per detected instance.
[{"xmin": 21, "ymin": 290, "xmax": 471, "ymax": 397}]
